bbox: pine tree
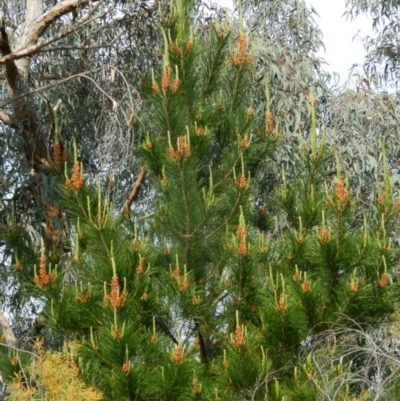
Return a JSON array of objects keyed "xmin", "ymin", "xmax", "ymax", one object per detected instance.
[{"xmin": 3, "ymin": 1, "xmax": 400, "ymax": 400}]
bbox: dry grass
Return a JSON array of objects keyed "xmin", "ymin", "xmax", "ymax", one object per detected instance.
[{"xmin": 6, "ymin": 341, "xmax": 103, "ymax": 401}]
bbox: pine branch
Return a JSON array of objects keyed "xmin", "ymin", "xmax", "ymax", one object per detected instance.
[{"xmin": 202, "ymin": 32, "xmax": 229, "ymax": 99}]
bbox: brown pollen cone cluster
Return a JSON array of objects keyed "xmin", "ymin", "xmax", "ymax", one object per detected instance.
[
  {"xmin": 136, "ymin": 257, "xmax": 145, "ymax": 274},
  {"xmin": 44, "ymin": 203, "xmax": 61, "ymax": 245},
  {"xmin": 53, "ymin": 142, "xmax": 70, "ymax": 166},
  {"xmin": 318, "ymin": 228, "xmax": 331, "ymax": 243},
  {"xmin": 168, "ymin": 39, "xmax": 193, "ymax": 57},
  {"xmin": 173, "ymin": 345, "xmax": 184, "ymax": 363},
  {"xmin": 53, "ymin": 143, "xmax": 62, "ymax": 166},
  {"xmin": 230, "ymin": 33, "xmax": 252, "ymax": 67},
  {"xmin": 113, "ymin": 328, "xmax": 122, "ymax": 339},
  {"xmin": 266, "ymin": 112, "xmax": 273, "ymax": 135},
  {"xmin": 335, "ymin": 179, "xmax": 350, "ymax": 210},
  {"xmin": 161, "ymin": 65, "xmax": 171, "ymax": 91},
  {"xmin": 237, "ymin": 224, "xmax": 248, "ymax": 256},
  {"xmin": 192, "ymin": 378, "xmax": 201, "ymax": 395},
  {"xmin": 186, "ymin": 41, "xmax": 193, "ymax": 53},
  {"xmin": 326, "ymin": 197, "xmax": 334, "ymax": 207},
  {"xmin": 168, "ymin": 136, "xmax": 191, "ymax": 162},
  {"xmin": 276, "ymin": 292, "xmax": 288, "ymax": 312},
  {"xmin": 378, "ymin": 273, "xmax": 389, "ymax": 289},
  {"xmin": 234, "ymin": 325, "xmax": 245, "ymax": 347},
  {"xmin": 169, "ymin": 41, "xmax": 182, "ymax": 56},
  {"xmin": 302, "ymin": 280, "xmax": 311, "ymax": 293},
  {"xmin": 77, "ymin": 290, "xmax": 92, "ymax": 304},
  {"xmin": 66, "ymin": 161, "xmax": 84, "ymax": 190},
  {"xmin": 34, "ymin": 255, "xmax": 57, "ymax": 289},
  {"xmin": 152, "ymin": 81, "xmax": 160, "ymax": 94},
  {"xmin": 179, "ymin": 278, "xmax": 189, "ymax": 292},
  {"xmin": 172, "ymin": 78, "xmax": 180, "ymax": 93},
  {"xmin": 196, "ymin": 127, "xmax": 205, "ymax": 137},
  {"xmin": 15, "ymin": 261, "xmax": 23, "ymax": 271},
  {"xmin": 236, "ymin": 174, "xmax": 249, "ymax": 190},
  {"xmin": 170, "ymin": 266, "xmax": 181, "ymax": 279},
  {"xmin": 133, "ymin": 239, "xmax": 142, "ymax": 251},
  {"xmin": 122, "ymin": 361, "xmax": 130, "ymax": 373},
  {"xmin": 104, "ymin": 275, "xmax": 127, "ymax": 307},
  {"xmin": 45, "ymin": 204, "xmax": 58, "ymax": 219},
  {"xmin": 240, "ymin": 138, "xmax": 250, "ymax": 149},
  {"xmin": 350, "ymin": 280, "xmax": 358, "ymax": 293}
]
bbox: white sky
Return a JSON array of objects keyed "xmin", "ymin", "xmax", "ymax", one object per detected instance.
[{"xmin": 216, "ymin": 0, "xmax": 374, "ymax": 88}]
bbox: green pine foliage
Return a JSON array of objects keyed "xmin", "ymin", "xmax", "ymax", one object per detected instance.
[{"xmin": 3, "ymin": 1, "xmax": 400, "ymax": 400}]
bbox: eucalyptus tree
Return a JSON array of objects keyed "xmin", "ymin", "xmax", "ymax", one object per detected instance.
[
  {"xmin": 345, "ymin": 0, "xmax": 400, "ymax": 86},
  {"xmin": 0, "ymin": 0, "xmax": 164, "ymax": 347}
]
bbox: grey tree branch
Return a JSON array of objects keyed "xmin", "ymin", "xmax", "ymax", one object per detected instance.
[
  {"xmin": 0, "ymin": 2, "xmax": 105, "ymax": 65},
  {"xmin": 19, "ymin": 0, "xmax": 102, "ymax": 48}
]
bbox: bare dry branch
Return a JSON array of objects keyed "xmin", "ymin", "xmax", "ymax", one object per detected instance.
[
  {"xmin": 305, "ymin": 318, "xmax": 400, "ymax": 400},
  {"xmin": 125, "ymin": 166, "xmax": 148, "ymax": 210}
]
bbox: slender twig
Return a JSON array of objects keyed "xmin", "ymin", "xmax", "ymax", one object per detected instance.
[
  {"xmin": 0, "ymin": 342, "xmax": 39, "ymax": 358},
  {"xmin": 0, "ymin": 67, "xmax": 105, "ymax": 109}
]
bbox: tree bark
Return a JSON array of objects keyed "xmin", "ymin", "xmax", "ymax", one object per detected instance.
[
  {"xmin": 0, "ymin": 309, "xmax": 16, "ymax": 345},
  {"xmin": 1, "ymin": 0, "xmax": 102, "ymax": 172}
]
